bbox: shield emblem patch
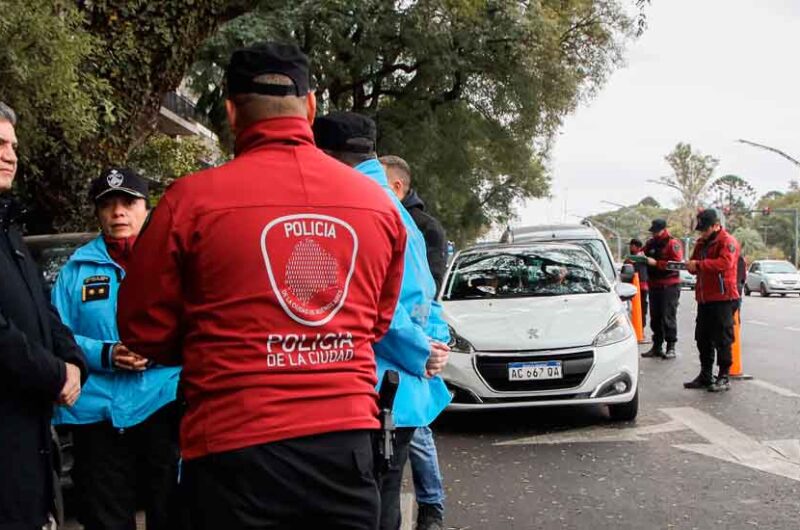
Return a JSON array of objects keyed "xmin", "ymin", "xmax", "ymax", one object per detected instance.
[{"xmin": 260, "ymin": 214, "xmax": 359, "ymax": 327}]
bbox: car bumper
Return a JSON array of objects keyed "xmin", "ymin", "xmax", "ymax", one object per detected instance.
[
  {"xmin": 765, "ymin": 284, "xmax": 800, "ymax": 293},
  {"xmin": 443, "ymin": 335, "xmax": 639, "ymax": 410}
]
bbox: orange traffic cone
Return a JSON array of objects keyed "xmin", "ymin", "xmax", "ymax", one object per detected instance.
[
  {"xmin": 631, "ymin": 273, "xmax": 645, "ymax": 343},
  {"xmin": 729, "ymin": 307, "xmax": 752, "ymax": 380}
]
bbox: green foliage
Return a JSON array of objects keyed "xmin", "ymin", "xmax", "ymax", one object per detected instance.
[
  {"xmin": 708, "ymin": 174, "xmax": 756, "ymax": 232},
  {"xmin": 127, "ymin": 134, "xmax": 219, "ymax": 200},
  {"xmin": 1, "ymin": 0, "xmax": 255, "ymax": 233},
  {"xmin": 732, "ymin": 227, "xmax": 781, "ymax": 262},
  {"xmin": 757, "ymin": 189, "xmax": 800, "ymax": 263},
  {"xmin": 190, "ymin": 0, "xmax": 634, "ymax": 244},
  {"xmin": 0, "ymin": 0, "xmax": 111, "ymax": 231},
  {"xmin": 588, "ymin": 198, "xmax": 671, "ymax": 247}
]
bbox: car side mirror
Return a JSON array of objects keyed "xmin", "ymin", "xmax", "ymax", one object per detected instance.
[
  {"xmin": 615, "ymin": 283, "xmax": 638, "ymax": 301},
  {"xmin": 619, "ymin": 263, "xmax": 635, "ymax": 283}
]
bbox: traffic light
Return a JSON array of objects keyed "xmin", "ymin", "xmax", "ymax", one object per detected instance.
[{"xmin": 763, "ymin": 207, "xmax": 772, "ymax": 216}]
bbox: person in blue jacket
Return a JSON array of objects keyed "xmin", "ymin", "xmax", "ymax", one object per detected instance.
[
  {"xmin": 314, "ymin": 112, "xmax": 451, "ymax": 530},
  {"xmin": 51, "ymin": 168, "xmax": 181, "ymax": 530}
]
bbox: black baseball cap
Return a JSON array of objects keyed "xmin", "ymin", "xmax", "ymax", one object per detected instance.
[
  {"xmin": 89, "ymin": 167, "xmax": 148, "ymax": 203},
  {"xmin": 695, "ymin": 208, "xmax": 720, "ymax": 231},
  {"xmin": 313, "ymin": 112, "xmax": 376, "ymax": 153},
  {"xmin": 225, "ymin": 42, "xmax": 310, "ymax": 97},
  {"xmin": 648, "ymin": 219, "xmax": 667, "ymax": 233}
]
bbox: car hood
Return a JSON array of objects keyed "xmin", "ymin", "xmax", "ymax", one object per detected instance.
[{"xmin": 442, "ymin": 293, "xmax": 623, "ymax": 351}]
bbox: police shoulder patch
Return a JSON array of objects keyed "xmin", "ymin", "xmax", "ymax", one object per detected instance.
[
  {"xmin": 83, "ymin": 275, "xmax": 111, "ymax": 285},
  {"xmin": 82, "ymin": 283, "xmax": 110, "ymax": 302},
  {"xmin": 728, "ymin": 243, "xmax": 736, "ymax": 253},
  {"xmin": 672, "ymin": 242, "xmax": 681, "ymax": 253}
]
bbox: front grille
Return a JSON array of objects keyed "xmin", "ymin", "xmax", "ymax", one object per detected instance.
[{"xmin": 475, "ymin": 350, "xmax": 594, "ymax": 392}]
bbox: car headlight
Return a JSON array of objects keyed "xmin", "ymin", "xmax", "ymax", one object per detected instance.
[
  {"xmin": 448, "ymin": 325, "xmax": 475, "ymax": 353},
  {"xmin": 594, "ymin": 313, "xmax": 633, "ymax": 347}
]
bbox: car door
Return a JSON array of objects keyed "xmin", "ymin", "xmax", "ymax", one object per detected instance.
[{"xmin": 747, "ymin": 263, "xmax": 761, "ymax": 290}]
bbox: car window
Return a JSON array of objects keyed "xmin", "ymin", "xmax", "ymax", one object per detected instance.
[
  {"xmin": 749, "ymin": 264, "xmax": 759, "ymax": 273},
  {"xmin": 443, "ymin": 247, "xmax": 611, "ymax": 301},
  {"xmin": 560, "ymin": 239, "xmax": 616, "ymax": 281},
  {"xmin": 27, "ymin": 240, "xmax": 89, "ymax": 287},
  {"xmin": 761, "ymin": 262, "xmax": 797, "ymax": 274}
]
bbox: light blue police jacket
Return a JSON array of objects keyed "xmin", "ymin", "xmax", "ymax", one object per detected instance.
[
  {"xmin": 355, "ymin": 159, "xmax": 452, "ymax": 427},
  {"xmin": 51, "ymin": 236, "xmax": 180, "ymax": 428}
]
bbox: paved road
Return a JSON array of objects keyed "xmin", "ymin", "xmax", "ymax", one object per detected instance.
[
  {"xmin": 63, "ymin": 291, "xmax": 800, "ymax": 529},
  {"xmin": 433, "ymin": 290, "xmax": 800, "ymax": 529}
]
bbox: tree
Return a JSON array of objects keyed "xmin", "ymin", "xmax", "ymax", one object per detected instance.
[
  {"xmin": 2, "ymin": 0, "xmax": 259, "ymax": 233},
  {"xmin": 588, "ymin": 198, "xmax": 670, "ymax": 247},
  {"xmin": 190, "ymin": 0, "xmax": 635, "ymax": 243},
  {"xmin": 654, "ymin": 143, "xmax": 719, "ymax": 234},
  {"xmin": 708, "ymin": 174, "xmax": 756, "ymax": 231},
  {"xmin": 127, "ymin": 134, "xmax": 220, "ymax": 201}
]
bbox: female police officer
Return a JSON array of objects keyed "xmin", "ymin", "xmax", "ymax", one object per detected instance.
[{"xmin": 51, "ymin": 168, "xmax": 181, "ymax": 530}]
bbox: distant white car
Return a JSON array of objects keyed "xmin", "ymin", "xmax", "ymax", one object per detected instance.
[
  {"xmin": 679, "ymin": 269, "xmax": 697, "ymax": 290},
  {"xmin": 744, "ymin": 260, "xmax": 800, "ymax": 297},
  {"xmin": 440, "ymin": 242, "xmax": 639, "ymax": 421}
]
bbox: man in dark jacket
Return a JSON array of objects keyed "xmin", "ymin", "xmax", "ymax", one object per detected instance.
[
  {"xmin": 381, "ymin": 155, "xmax": 448, "ymax": 291},
  {"xmin": 684, "ymin": 209, "xmax": 741, "ymax": 392},
  {"xmin": 0, "ymin": 101, "xmax": 88, "ymax": 530},
  {"xmin": 642, "ymin": 219, "xmax": 683, "ymax": 359}
]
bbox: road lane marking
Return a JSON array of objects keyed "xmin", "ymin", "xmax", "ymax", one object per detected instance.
[
  {"xmin": 748, "ymin": 379, "xmax": 800, "ymax": 398},
  {"xmin": 785, "ymin": 326, "xmax": 800, "ymax": 332},
  {"xmin": 746, "ymin": 320, "xmax": 769, "ymax": 326},
  {"xmin": 494, "ymin": 420, "xmax": 688, "ymax": 446},
  {"xmin": 663, "ymin": 407, "xmax": 800, "ymax": 483},
  {"xmin": 401, "ymin": 493, "xmax": 414, "ymax": 530}
]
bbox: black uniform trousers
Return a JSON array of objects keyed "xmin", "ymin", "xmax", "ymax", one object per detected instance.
[
  {"xmin": 695, "ymin": 300, "xmax": 738, "ymax": 377},
  {"xmin": 649, "ymin": 285, "xmax": 680, "ymax": 349},
  {"xmin": 70, "ymin": 402, "xmax": 181, "ymax": 530},
  {"xmin": 377, "ymin": 427, "xmax": 416, "ymax": 530},
  {"xmin": 640, "ymin": 289, "xmax": 649, "ymax": 329},
  {"xmin": 180, "ymin": 430, "xmax": 380, "ymax": 530}
]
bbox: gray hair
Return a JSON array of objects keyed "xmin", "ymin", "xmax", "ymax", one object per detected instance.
[
  {"xmin": 379, "ymin": 155, "xmax": 412, "ymax": 188},
  {"xmin": 0, "ymin": 102, "xmax": 17, "ymax": 126}
]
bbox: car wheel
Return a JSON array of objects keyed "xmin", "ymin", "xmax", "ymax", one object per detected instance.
[
  {"xmin": 782, "ymin": 293, "xmax": 787, "ymax": 297},
  {"xmin": 760, "ymin": 284, "xmax": 771, "ymax": 297},
  {"xmin": 608, "ymin": 389, "xmax": 638, "ymax": 422},
  {"xmin": 744, "ymin": 284, "xmax": 751, "ymax": 296}
]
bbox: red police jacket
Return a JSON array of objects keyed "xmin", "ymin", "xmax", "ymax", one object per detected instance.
[
  {"xmin": 117, "ymin": 117, "xmax": 407, "ymax": 459},
  {"xmin": 690, "ymin": 228, "xmax": 741, "ymax": 304},
  {"xmin": 644, "ymin": 231, "xmax": 684, "ymax": 288}
]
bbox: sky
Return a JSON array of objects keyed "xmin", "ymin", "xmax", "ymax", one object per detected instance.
[{"xmin": 515, "ymin": 0, "xmax": 800, "ymax": 228}]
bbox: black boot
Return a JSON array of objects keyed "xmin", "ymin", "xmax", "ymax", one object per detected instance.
[
  {"xmin": 708, "ymin": 374, "xmax": 731, "ymax": 393},
  {"xmin": 663, "ymin": 343, "xmax": 677, "ymax": 359},
  {"xmin": 642, "ymin": 345, "xmax": 663, "ymax": 358},
  {"xmin": 683, "ymin": 372, "xmax": 713, "ymax": 389},
  {"xmin": 416, "ymin": 503, "xmax": 444, "ymax": 530}
]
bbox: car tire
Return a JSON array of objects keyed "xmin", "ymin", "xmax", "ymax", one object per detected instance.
[
  {"xmin": 782, "ymin": 293, "xmax": 787, "ymax": 297},
  {"xmin": 608, "ymin": 389, "xmax": 638, "ymax": 422},
  {"xmin": 761, "ymin": 284, "xmax": 770, "ymax": 297},
  {"xmin": 744, "ymin": 284, "xmax": 751, "ymax": 296}
]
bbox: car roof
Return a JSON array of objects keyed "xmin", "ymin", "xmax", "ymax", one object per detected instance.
[
  {"xmin": 503, "ymin": 224, "xmax": 603, "ymax": 242},
  {"xmin": 458, "ymin": 241, "xmax": 586, "ymax": 256},
  {"xmin": 753, "ymin": 259, "xmax": 793, "ymax": 264}
]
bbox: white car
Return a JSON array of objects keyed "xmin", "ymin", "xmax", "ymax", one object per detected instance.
[
  {"xmin": 744, "ymin": 260, "xmax": 800, "ymax": 297},
  {"xmin": 440, "ymin": 243, "xmax": 640, "ymax": 421}
]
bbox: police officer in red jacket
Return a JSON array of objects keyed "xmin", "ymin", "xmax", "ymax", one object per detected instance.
[
  {"xmin": 642, "ymin": 219, "xmax": 684, "ymax": 359},
  {"xmin": 684, "ymin": 209, "xmax": 741, "ymax": 392},
  {"xmin": 117, "ymin": 43, "xmax": 408, "ymax": 529}
]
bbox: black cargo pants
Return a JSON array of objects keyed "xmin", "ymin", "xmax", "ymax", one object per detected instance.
[
  {"xmin": 649, "ymin": 285, "xmax": 680, "ymax": 349},
  {"xmin": 695, "ymin": 300, "xmax": 738, "ymax": 378}
]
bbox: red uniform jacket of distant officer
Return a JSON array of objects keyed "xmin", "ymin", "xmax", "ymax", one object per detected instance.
[
  {"xmin": 644, "ymin": 231, "xmax": 683, "ymax": 288},
  {"xmin": 690, "ymin": 228, "xmax": 741, "ymax": 304},
  {"xmin": 117, "ymin": 117, "xmax": 407, "ymax": 460}
]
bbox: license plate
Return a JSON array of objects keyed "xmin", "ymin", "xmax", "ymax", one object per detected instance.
[{"xmin": 508, "ymin": 361, "xmax": 563, "ymax": 381}]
